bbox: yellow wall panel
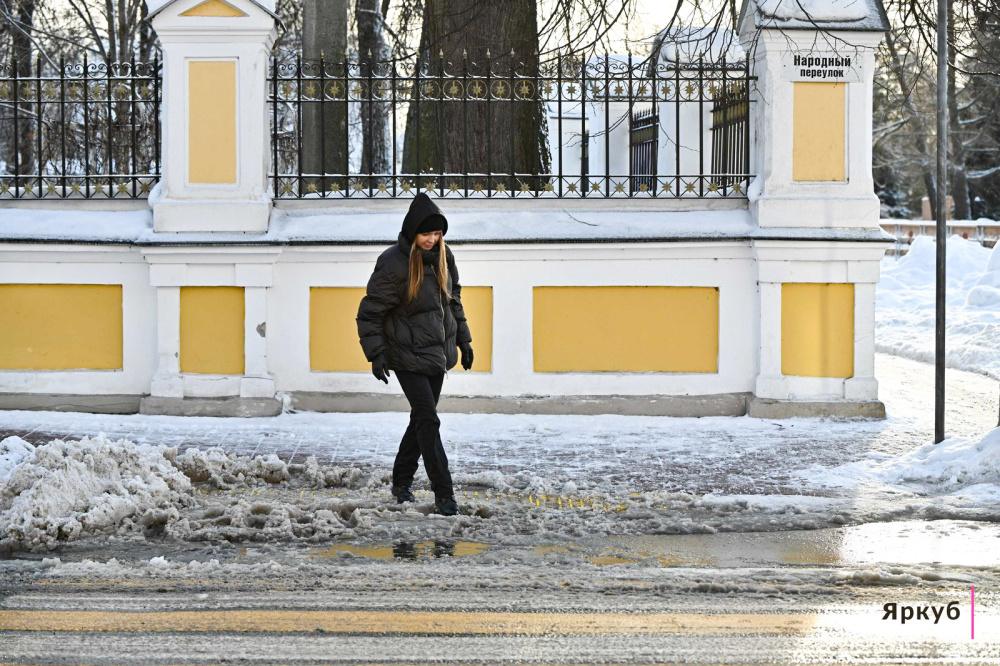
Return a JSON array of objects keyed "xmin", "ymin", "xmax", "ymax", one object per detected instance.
[
  {"xmin": 781, "ymin": 283, "xmax": 854, "ymax": 378},
  {"xmin": 793, "ymin": 82, "xmax": 846, "ymax": 181},
  {"xmin": 310, "ymin": 286, "xmax": 493, "ymax": 372},
  {"xmin": 188, "ymin": 61, "xmax": 237, "ymax": 184},
  {"xmin": 310, "ymin": 287, "xmax": 370, "ymax": 372},
  {"xmin": 533, "ymin": 286, "xmax": 719, "ymax": 373},
  {"xmin": 0, "ymin": 284, "xmax": 122, "ymax": 370},
  {"xmin": 181, "ymin": 0, "xmax": 248, "ymax": 16},
  {"xmin": 455, "ymin": 286, "xmax": 491, "ymax": 372},
  {"xmin": 180, "ymin": 286, "xmax": 245, "ymax": 374}
]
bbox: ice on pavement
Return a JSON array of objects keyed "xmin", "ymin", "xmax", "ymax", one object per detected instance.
[{"xmin": 3, "ymin": 415, "xmax": 999, "ymax": 551}]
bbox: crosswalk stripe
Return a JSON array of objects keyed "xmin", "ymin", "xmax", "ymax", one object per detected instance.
[{"xmin": 0, "ymin": 610, "xmax": 816, "ymax": 635}]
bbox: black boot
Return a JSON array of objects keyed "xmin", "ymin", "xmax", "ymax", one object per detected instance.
[
  {"xmin": 434, "ymin": 495, "xmax": 459, "ymax": 516},
  {"xmin": 391, "ymin": 485, "xmax": 415, "ymax": 504}
]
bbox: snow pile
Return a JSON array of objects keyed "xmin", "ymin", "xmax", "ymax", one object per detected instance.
[
  {"xmin": 875, "ymin": 427, "xmax": 1000, "ymax": 490},
  {"xmin": 176, "ymin": 447, "xmax": 289, "ymax": 486},
  {"xmin": 877, "ymin": 234, "xmax": 1000, "ymax": 379},
  {"xmin": 0, "ymin": 436, "xmax": 35, "ymax": 482},
  {"xmin": 0, "ymin": 434, "xmax": 193, "ymax": 550},
  {"xmin": 756, "ymin": 0, "xmax": 869, "ymax": 21},
  {"xmin": 655, "ymin": 26, "xmax": 745, "ymax": 64}
]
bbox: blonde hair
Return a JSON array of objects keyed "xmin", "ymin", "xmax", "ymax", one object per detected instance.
[{"xmin": 407, "ymin": 235, "xmax": 450, "ymax": 302}]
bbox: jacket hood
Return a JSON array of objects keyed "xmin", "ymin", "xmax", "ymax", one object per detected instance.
[{"xmin": 401, "ymin": 192, "xmax": 448, "ymax": 243}]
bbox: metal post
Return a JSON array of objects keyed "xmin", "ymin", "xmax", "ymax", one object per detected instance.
[{"xmin": 934, "ymin": 0, "xmax": 949, "ymax": 444}]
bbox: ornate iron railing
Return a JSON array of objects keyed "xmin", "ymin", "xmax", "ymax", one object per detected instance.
[
  {"xmin": 269, "ymin": 53, "xmax": 754, "ymax": 199},
  {"xmin": 0, "ymin": 56, "xmax": 160, "ymax": 199},
  {"xmin": 711, "ymin": 81, "xmax": 749, "ymax": 190}
]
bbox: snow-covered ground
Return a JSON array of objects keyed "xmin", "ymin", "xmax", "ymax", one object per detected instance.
[
  {"xmin": 1, "ymin": 235, "xmax": 999, "ymax": 554},
  {"xmin": 878, "ymin": 234, "xmax": 1000, "ymax": 380}
]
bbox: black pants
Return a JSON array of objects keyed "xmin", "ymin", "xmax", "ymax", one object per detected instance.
[{"xmin": 392, "ymin": 369, "xmax": 454, "ymax": 498}]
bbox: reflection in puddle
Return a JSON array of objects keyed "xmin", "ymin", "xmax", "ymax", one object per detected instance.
[
  {"xmin": 311, "ymin": 541, "xmax": 488, "ymax": 561},
  {"xmin": 588, "ymin": 553, "xmax": 640, "ymax": 566},
  {"xmin": 309, "ymin": 521, "xmax": 1000, "ymax": 568}
]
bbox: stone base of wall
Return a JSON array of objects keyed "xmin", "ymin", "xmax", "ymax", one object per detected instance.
[
  {"xmin": 139, "ymin": 396, "xmax": 282, "ymax": 418},
  {"xmin": 0, "ymin": 393, "xmax": 142, "ymax": 414},
  {"xmin": 747, "ymin": 396, "xmax": 886, "ymax": 419},
  {"xmin": 0, "ymin": 392, "xmax": 887, "ymax": 419},
  {"xmin": 289, "ymin": 391, "xmax": 753, "ymax": 417}
]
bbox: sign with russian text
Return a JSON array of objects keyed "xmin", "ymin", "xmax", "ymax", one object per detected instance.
[{"xmin": 781, "ymin": 53, "xmax": 861, "ymax": 82}]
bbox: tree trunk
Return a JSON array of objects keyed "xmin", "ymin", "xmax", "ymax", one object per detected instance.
[
  {"xmin": 7, "ymin": 0, "xmax": 37, "ymax": 185},
  {"xmin": 301, "ymin": 0, "xmax": 348, "ymax": 193},
  {"xmin": 947, "ymin": 0, "xmax": 971, "ymax": 220},
  {"xmin": 401, "ymin": 0, "xmax": 551, "ymax": 192},
  {"xmin": 357, "ymin": 0, "xmax": 392, "ymax": 179}
]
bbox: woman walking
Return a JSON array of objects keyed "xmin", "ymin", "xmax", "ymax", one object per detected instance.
[{"xmin": 356, "ymin": 193, "xmax": 474, "ymax": 516}]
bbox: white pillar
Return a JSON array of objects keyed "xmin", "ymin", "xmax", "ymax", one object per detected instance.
[
  {"xmin": 147, "ymin": 0, "xmax": 279, "ymax": 233},
  {"xmin": 144, "ymin": 247, "xmax": 280, "ymax": 401},
  {"xmin": 755, "ymin": 281, "xmax": 787, "ymax": 399},
  {"xmin": 738, "ymin": 0, "xmax": 892, "ymax": 407},
  {"xmin": 150, "ymin": 285, "xmax": 183, "ymax": 398},
  {"xmin": 240, "ymin": 282, "xmax": 275, "ymax": 398},
  {"xmin": 845, "ymin": 281, "xmax": 878, "ymax": 400}
]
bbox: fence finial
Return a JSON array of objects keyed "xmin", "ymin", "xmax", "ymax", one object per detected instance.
[{"xmin": 486, "ymin": 48, "xmax": 491, "ymax": 59}]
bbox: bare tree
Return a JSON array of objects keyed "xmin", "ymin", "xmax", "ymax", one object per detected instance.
[
  {"xmin": 1, "ymin": 0, "xmax": 36, "ymax": 180},
  {"xmin": 357, "ymin": 0, "xmax": 391, "ymax": 176},
  {"xmin": 401, "ymin": 0, "xmax": 551, "ymax": 188},
  {"xmin": 301, "ymin": 0, "xmax": 349, "ymax": 188}
]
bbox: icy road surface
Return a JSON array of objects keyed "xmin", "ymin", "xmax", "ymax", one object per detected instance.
[
  {"xmin": 1, "ymin": 519, "xmax": 997, "ymax": 664},
  {"xmin": 1, "ymin": 353, "xmax": 999, "ymax": 663}
]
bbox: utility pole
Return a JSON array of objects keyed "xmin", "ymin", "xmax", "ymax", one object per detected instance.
[{"xmin": 934, "ymin": 0, "xmax": 949, "ymax": 444}]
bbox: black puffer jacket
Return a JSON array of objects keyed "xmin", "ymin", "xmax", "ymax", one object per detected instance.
[{"xmin": 356, "ymin": 194, "xmax": 472, "ymax": 375}]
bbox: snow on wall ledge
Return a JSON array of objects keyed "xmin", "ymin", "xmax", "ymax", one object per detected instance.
[{"xmin": 0, "ymin": 206, "xmax": 894, "ymax": 245}]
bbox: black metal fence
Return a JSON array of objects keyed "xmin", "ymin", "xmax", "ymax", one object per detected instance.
[
  {"xmin": 629, "ymin": 107, "xmax": 657, "ymax": 192},
  {"xmin": 0, "ymin": 56, "xmax": 160, "ymax": 199},
  {"xmin": 710, "ymin": 81, "xmax": 749, "ymax": 189},
  {"xmin": 269, "ymin": 54, "xmax": 754, "ymax": 199}
]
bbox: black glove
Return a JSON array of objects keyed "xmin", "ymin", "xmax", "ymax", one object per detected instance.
[
  {"xmin": 372, "ymin": 353, "xmax": 391, "ymax": 384},
  {"xmin": 459, "ymin": 343, "xmax": 474, "ymax": 371}
]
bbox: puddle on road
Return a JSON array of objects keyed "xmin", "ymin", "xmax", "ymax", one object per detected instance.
[
  {"xmin": 311, "ymin": 541, "xmax": 488, "ymax": 561},
  {"xmin": 308, "ymin": 520, "xmax": 1000, "ymax": 568}
]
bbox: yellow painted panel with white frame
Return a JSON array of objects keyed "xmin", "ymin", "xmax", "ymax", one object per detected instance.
[
  {"xmin": 533, "ymin": 286, "xmax": 719, "ymax": 373},
  {"xmin": 0, "ymin": 284, "xmax": 122, "ymax": 370},
  {"xmin": 180, "ymin": 286, "xmax": 245, "ymax": 374},
  {"xmin": 793, "ymin": 82, "xmax": 846, "ymax": 181},
  {"xmin": 310, "ymin": 286, "xmax": 493, "ymax": 372},
  {"xmin": 188, "ymin": 61, "xmax": 237, "ymax": 184},
  {"xmin": 310, "ymin": 287, "xmax": 370, "ymax": 372},
  {"xmin": 454, "ymin": 286, "xmax": 491, "ymax": 372},
  {"xmin": 781, "ymin": 283, "xmax": 854, "ymax": 378}
]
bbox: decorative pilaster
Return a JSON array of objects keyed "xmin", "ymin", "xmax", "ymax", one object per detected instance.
[{"xmin": 146, "ymin": 0, "xmax": 279, "ymax": 233}]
